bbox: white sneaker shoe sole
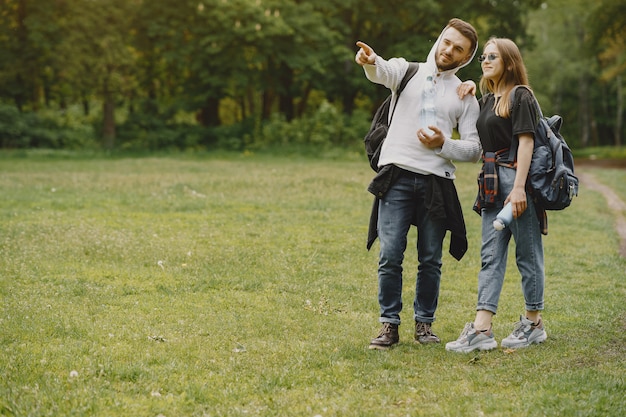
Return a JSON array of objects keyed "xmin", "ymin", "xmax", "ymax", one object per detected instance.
[
  {"xmin": 501, "ymin": 330, "xmax": 547, "ymax": 349},
  {"xmin": 445, "ymin": 338, "xmax": 498, "ymax": 353}
]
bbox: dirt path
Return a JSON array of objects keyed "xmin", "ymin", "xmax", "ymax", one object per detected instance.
[{"xmin": 578, "ymin": 171, "xmax": 626, "ymax": 258}]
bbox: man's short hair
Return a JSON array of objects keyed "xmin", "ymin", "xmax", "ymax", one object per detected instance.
[{"xmin": 447, "ymin": 18, "xmax": 478, "ymax": 54}]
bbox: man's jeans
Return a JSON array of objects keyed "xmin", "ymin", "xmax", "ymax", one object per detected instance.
[
  {"xmin": 377, "ymin": 171, "xmax": 446, "ymax": 325},
  {"xmin": 477, "ymin": 166, "xmax": 545, "ymax": 314}
]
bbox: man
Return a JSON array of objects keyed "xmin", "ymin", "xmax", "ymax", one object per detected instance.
[{"xmin": 355, "ymin": 18, "xmax": 481, "ymax": 350}]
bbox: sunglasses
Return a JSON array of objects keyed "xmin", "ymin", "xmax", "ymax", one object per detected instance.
[{"xmin": 478, "ymin": 53, "xmax": 499, "ymax": 63}]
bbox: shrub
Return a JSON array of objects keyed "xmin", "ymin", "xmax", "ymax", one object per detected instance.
[
  {"xmin": 0, "ymin": 100, "xmax": 373, "ymax": 154},
  {"xmin": 0, "ymin": 104, "xmax": 97, "ymax": 149},
  {"xmin": 255, "ymin": 101, "xmax": 371, "ymax": 154},
  {"xmin": 116, "ymin": 112, "xmax": 210, "ymax": 151}
]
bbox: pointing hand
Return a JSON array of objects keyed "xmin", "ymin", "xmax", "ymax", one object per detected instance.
[{"xmin": 355, "ymin": 41, "xmax": 377, "ymax": 66}]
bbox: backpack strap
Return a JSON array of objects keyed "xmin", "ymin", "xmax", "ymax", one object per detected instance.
[
  {"xmin": 398, "ymin": 62, "xmax": 420, "ymax": 95},
  {"xmin": 510, "ymin": 85, "xmax": 543, "ymax": 117},
  {"xmin": 388, "ymin": 62, "xmax": 419, "ymax": 124}
]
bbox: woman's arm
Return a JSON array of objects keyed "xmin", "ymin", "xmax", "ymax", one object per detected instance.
[{"xmin": 506, "ymin": 133, "xmax": 534, "ymax": 218}]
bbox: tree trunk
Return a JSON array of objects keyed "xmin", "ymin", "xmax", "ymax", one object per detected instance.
[
  {"xmin": 15, "ymin": 1, "xmax": 28, "ymax": 112},
  {"xmin": 247, "ymin": 86, "xmax": 256, "ymax": 119},
  {"xmin": 196, "ymin": 97, "xmax": 220, "ymax": 127},
  {"xmin": 262, "ymin": 89, "xmax": 274, "ymax": 121},
  {"xmin": 278, "ymin": 63, "xmax": 294, "ymax": 121},
  {"xmin": 82, "ymin": 94, "xmax": 90, "ymax": 116},
  {"xmin": 579, "ymin": 74, "xmax": 590, "ymax": 147},
  {"xmin": 296, "ymin": 84, "xmax": 312, "ymax": 118},
  {"xmin": 102, "ymin": 98, "xmax": 116, "ymax": 149},
  {"xmin": 102, "ymin": 77, "xmax": 116, "ymax": 149},
  {"xmin": 279, "ymin": 93, "xmax": 293, "ymax": 122},
  {"xmin": 14, "ymin": 74, "xmax": 24, "ymax": 112},
  {"xmin": 616, "ymin": 75, "xmax": 623, "ymax": 147},
  {"xmin": 239, "ymin": 96, "xmax": 246, "ymax": 120},
  {"xmin": 342, "ymin": 90, "xmax": 358, "ymax": 116}
]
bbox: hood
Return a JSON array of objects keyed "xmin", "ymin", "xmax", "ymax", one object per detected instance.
[{"xmin": 424, "ymin": 22, "xmax": 478, "ymax": 77}]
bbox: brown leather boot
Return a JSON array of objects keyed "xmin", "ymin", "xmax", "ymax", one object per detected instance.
[
  {"xmin": 368, "ymin": 323, "xmax": 399, "ymax": 350},
  {"xmin": 414, "ymin": 321, "xmax": 440, "ymax": 344}
]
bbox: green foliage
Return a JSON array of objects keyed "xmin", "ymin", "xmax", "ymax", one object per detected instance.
[
  {"xmin": 0, "ymin": 0, "xmax": 622, "ymax": 150},
  {"xmin": 115, "ymin": 112, "xmax": 209, "ymax": 151},
  {"xmin": 0, "ymin": 104, "xmax": 96, "ymax": 149},
  {"xmin": 524, "ymin": 0, "xmax": 626, "ymax": 147},
  {"xmin": 255, "ymin": 101, "xmax": 370, "ymax": 153},
  {"xmin": 109, "ymin": 102, "xmax": 371, "ymax": 153}
]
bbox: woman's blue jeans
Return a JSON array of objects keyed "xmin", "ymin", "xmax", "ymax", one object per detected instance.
[
  {"xmin": 477, "ymin": 166, "xmax": 545, "ymax": 314},
  {"xmin": 377, "ymin": 171, "xmax": 446, "ymax": 325}
]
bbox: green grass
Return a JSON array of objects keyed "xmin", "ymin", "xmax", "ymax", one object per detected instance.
[
  {"xmin": 0, "ymin": 152, "xmax": 624, "ymax": 416},
  {"xmin": 588, "ymin": 167, "xmax": 626, "ymax": 204},
  {"xmin": 573, "ymin": 145, "xmax": 626, "ymax": 161}
]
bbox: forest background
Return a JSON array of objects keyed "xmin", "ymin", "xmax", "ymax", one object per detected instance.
[{"xmin": 0, "ymin": 0, "xmax": 624, "ymax": 154}]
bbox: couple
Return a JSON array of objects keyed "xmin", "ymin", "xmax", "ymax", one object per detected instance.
[{"xmin": 355, "ymin": 18, "xmax": 547, "ymax": 352}]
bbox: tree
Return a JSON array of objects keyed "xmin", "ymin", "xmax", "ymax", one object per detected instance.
[
  {"xmin": 524, "ymin": 0, "xmax": 597, "ymax": 147},
  {"xmin": 588, "ymin": 0, "xmax": 626, "ymax": 146},
  {"xmin": 0, "ymin": 0, "xmax": 64, "ymax": 111},
  {"xmin": 67, "ymin": 0, "xmax": 138, "ymax": 148},
  {"xmin": 0, "ymin": 0, "xmax": 140, "ymax": 147},
  {"xmin": 4, "ymin": 0, "xmax": 614, "ymax": 151}
]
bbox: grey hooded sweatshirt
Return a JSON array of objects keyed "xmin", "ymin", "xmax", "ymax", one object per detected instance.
[{"xmin": 363, "ymin": 23, "xmax": 481, "ymax": 179}]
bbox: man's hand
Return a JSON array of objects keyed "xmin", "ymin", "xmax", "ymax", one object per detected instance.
[
  {"xmin": 417, "ymin": 126, "xmax": 445, "ymax": 149},
  {"xmin": 355, "ymin": 41, "xmax": 377, "ymax": 66},
  {"xmin": 457, "ymin": 80, "xmax": 476, "ymax": 99}
]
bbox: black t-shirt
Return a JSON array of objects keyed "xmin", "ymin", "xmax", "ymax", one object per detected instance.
[{"xmin": 476, "ymin": 88, "xmax": 538, "ymax": 152}]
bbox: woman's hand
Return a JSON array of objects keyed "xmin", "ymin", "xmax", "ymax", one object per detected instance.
[
  {"xmin": 505, "ymin": 133, "xmax": 534, "ymax": 218},
  {"xmin": 457, "ymin": 80, "xmax": 476, "ymax": 99},
  {"xmin": 504, "ymin": 187, "xmax": 528, "ymax": 219}
]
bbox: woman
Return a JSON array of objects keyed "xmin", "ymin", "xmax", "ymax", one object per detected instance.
[{"xmin": 446, "ymin": 38, "xmax": 547, "ymax": 353}]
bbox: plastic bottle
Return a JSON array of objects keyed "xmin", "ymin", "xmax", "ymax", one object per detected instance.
[
  {"xmin": 493, "ymin": 202, "xmax": 513, "ymax": 231},
  {"xmin": 420, "ymin": 76, "xmax": 437, "ymax": 134}
]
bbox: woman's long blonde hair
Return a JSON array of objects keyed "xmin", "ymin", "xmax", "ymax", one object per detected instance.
[{"xmin": 478, "ymin": 38, "xmax": 531, "ymax": 118}]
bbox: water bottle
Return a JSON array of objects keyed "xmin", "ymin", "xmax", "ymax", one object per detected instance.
[
  {"xmin": 493, "ymin": 202, "xmax": 513, "ymax": 231},
  {"xmin": 420, "ymin": 75, "xmax": 437, "ymax": 134}
]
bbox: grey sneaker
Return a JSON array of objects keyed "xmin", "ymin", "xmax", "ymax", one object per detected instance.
[
  {"xmin": 414, "ymin": 321, "xmax": 440, "ymax": 344},
  {"xmin": 501, "ymin": 316, "xmax": 547, "ymax": 348},
  {"xmin": 369, "ymin": 323, "xmax": 399, "ymax": 350},
  {"xmin": 445, "ymin": 322, "xmax": 498, "ymax": 353}
]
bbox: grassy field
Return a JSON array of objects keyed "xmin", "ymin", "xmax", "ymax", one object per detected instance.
[
  {"xmin": 0, "ymin": 152, "xmax": 624, "ymax": 416},
  {"xmin": 589, "ymin": 167, "xmax": 626, "ymax": 203}
]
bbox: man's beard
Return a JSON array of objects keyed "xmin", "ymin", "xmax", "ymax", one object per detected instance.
[{"xmin": 436, "ymin": 54, "xmax": 463, "ymax": 72}]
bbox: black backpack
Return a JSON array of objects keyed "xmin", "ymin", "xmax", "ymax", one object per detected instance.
[
  {"xmin": 363, "ymin": 62, "xmax": 419, "ymax": 172},
  {"xmin": 509, "ymin": 86, "xmax": 579, "ymax": 210}
]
